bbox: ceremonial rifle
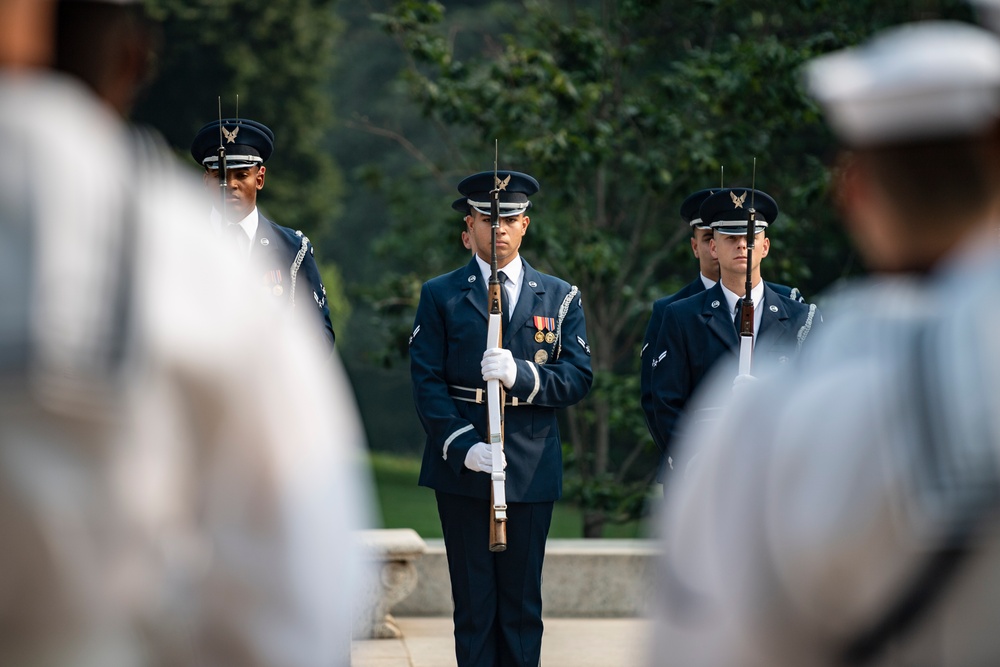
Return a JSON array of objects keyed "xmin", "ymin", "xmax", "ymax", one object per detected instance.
[
  {"xmin": 737, "ymin": 160, "xmax": 757, "ymax": 376},
  {"xmin": 216, "ymin": 97, "xmax": 228, "ymax": 219},
  {"xmin": 487, "ymin": 141, "xmax": 510, "ymax": 552}
]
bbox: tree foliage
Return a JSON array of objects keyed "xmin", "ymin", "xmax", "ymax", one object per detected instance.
[
  {"xmin": 365, "ymin": 0, "xmax": 973, "ymax": 535},
  {"xmin": 136, "ymin": 0, "xmax": 344, "ymax": 244}
]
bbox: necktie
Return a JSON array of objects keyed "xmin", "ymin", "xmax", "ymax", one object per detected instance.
[
  {"xmin": 225, "ymin": 223, "xmax": 246, "ymax": 257},
  {"xmin": 497, "ymin": 270, "xmax": 511, "ymax": 322},
  {"xmin": 733, "ymin": 297, "xmax": 744, "ymax": 336}
]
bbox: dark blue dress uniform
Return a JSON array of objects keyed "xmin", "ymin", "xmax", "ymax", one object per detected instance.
[
  {"xmin": 411, "ymin": 171, "xmax": 592, "ymax": 667},
  {"xmin": 639, "ymin": 189, "xmax": 717, "ymax": 458},
  {"xmin": 190, "ymin": 118, "xmax": 335, "ymax": 350},
  {"xmin": 648, "ymin": 187, "xmax": 819, "ymax": 471},
  {"xmin": 249, "ymin": 213, "xmax": 334, "ymax": 349},
  {"xmin": 639, "ymin": 188, "xmax": 803, "ymax": 462}
]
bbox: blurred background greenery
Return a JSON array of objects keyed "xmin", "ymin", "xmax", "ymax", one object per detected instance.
[{"xmin": 133, "ymin": 0, "xmax": 974, "ymax": 537}]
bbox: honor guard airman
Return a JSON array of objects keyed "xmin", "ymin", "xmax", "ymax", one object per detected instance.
[
  {"xmin": 640, "ymin": 187, "xmax": 805, "ymax": 476},
  {"xmin": 410, "ymin": 169, "xmax": 592, "ymax": 667},
  {"xmin": 648, "ymin": 187, "xmax": 819, "ymax": 472},
  {"xmin": 190, "ymin": 117, "xmax": 335, "ymax": 350}
]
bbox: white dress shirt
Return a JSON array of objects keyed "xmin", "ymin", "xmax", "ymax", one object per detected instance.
[
  {"xmin": 720, "ymin": 280, "xmax": 764, "ymax": 339},
  {"xmin": 475, "ymin": 254, "xmax": 523, "ymax": 315}
]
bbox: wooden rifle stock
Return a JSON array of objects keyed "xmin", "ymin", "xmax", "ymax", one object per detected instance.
[
  {"xmin": 488, "ymin": 279, "xmax": 507, "ymax": 552},
  {"xmin": 738, "ymin": 293, "xmax": 754, "ymax": 376},
  {"xmin": 739, "ymin": 180, "xmax": 757, "ymax": 377},
  {"xmin": 487, "ymin": 149, "xmax": 508, "ymax": 552}
]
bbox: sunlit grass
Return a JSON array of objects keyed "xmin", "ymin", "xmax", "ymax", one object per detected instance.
[{"xmin": 369, "ymin": 451, "xmax": 649, "ymax": 539}]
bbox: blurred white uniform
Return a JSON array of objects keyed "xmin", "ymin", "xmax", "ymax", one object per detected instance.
[
  {"xmin": 649, "ymin": 243, "xmax": 1000, "ymax": 666},
  {"xmin": 648, "ymin": 21, "xmax": 1000, "ymax": 667},
  {"xmin": 0, "ymin": 72, "xmax": 371, "ymax": 667}
]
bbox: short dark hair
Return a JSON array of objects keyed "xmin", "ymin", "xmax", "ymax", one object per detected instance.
[
  {"xmin": 861, "ymin": 135, "xmax": 996, "ymax": 230},
  {"xmin": 54, "ymin": 2, "xmax": 155, "ymax": 102}
]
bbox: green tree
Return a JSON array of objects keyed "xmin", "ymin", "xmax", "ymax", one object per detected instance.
[{"xmin": 362, "ymin": 0, "xmax": 974, "ymax": 536}]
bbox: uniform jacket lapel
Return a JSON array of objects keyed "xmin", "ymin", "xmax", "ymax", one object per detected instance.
[
  {"xmin": 757, "ymin": 284, "xmax": 792, "ymax": 354},
  {"xmin": 702, "ymin": 283, "xmax": 739, "ymax": 348},
  {"xmin": 461, "ymin": 257, "xmax": 489, "ymax": 322},
  {"xmin": 504, "ymin": 260, "xmax": 545, "ymax": 348},
  {"xmin": 250, "ymin": 213, "xmax": 272, "ymax": 259}
]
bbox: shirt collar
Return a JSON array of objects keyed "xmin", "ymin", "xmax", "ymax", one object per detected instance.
[
  {"xmin": 475, "ymin": 253, "xmax": 523, "ymax": 287},
  {"xmin": 699, "ymin": 273, "xmax": 717, "ymax": 290},
  {"xmin": 210, "ymin": 206, "xmax": 259, "ymax": 243},
  {"xmin": 719, "ymin": 280, "xmax": 765, "ymax": 316}
]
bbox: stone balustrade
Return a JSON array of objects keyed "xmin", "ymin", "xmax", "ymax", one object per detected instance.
[
  {"xmin": 394, "ymin": 538, "xmax": 657, "ymax": 617},
  {"xmin": 355, "ymin": 532, "xmax": 657, "ymax": 640},
  {"xmin": 354, "ymin": 528, "xmax": 427, "ymax": 639}
]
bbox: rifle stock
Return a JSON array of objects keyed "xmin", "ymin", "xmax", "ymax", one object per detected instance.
[
  {"xmin": 739, "ymin": 178, "xmax": 757, "ymax": 376},
  {"xmin": 487, "ymin": 145, "xmax": 508, "ymax": 552},
  {"xmin": 487, "ymin": 283, "xmax": 507, "ymax": 552},
  {"xmin": 738, "ymin": 298, "xmax": 754, "ymax": 375}
]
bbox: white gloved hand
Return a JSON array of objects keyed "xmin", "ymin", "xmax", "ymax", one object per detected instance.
[
  {"xmin": 464, "ymin": 442, "xmax": 507, "ymax": 473},
  {"xmin": 465, "ymin": 442, "xmax": 494, "ymax": 473},
  {"xmin": 481, "ymin": 347, "xmax": 518, "ymax": 389},
  {"xmin": 732, "ymin": 374, "xmax": 758, "ymax": 393}
]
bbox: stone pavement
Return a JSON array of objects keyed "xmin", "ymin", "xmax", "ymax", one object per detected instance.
[{"xmin": 352, "ymin": 616, "xmax": 652, "ymax": 667}]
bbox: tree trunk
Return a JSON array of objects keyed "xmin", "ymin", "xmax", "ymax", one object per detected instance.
[{"xmin": 583, "ymin": 509, "xmax": 605, "ymax": 538}]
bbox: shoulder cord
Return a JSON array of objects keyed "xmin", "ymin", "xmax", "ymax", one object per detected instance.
[
  {"xmin": 289, "ymin": 232, "xmax": 310, "ymax": 307},
  {"xmin": 553, "ymin": 286, "xmax": 579, "ymax": 360},
  {"xmin": 796, "ymin": 303, "xmax": 818, "ymax": 351}
]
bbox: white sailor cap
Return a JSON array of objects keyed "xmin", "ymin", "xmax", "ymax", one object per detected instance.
[{"xmin": 805, "ymin": 21, "xmax": 1000, "ymax": 146}]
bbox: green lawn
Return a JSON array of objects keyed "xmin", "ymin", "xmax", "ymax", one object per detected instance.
[{"xmin": 369, "ymin": 451, "xmax": 651, "ymax": 539}]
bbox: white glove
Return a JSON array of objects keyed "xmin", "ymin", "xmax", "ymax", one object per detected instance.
[
  {"xmin": 732, "ymin": 374, "xmax": 758, "ymax": 393},
  {"xmin": 481, "ymin": 347, "xmax": 518, "ymax": 389},
  {"xmin": 464, "ymin": 442, "xmax": 507, "ymax": 473}
]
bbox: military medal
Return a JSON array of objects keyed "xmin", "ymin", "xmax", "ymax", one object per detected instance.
[
  {"xmin": 533, "ymin": 316, "xmax": 546, "ymax": 343},
  {"xmin": 534, "ymin": 349, "xmax": 548, "ymax": 365},
  {"xmin": 264, "ymin": 269, "xmax": 283, "ymax": 296},
  {"xmin": 544, "ymin": 317, "xmax": 556, "ymax": 343}
]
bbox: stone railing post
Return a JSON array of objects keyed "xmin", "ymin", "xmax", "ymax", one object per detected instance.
[{"xmin": 354, "ymin": 528, "xmax": 427, "ymax": 639}]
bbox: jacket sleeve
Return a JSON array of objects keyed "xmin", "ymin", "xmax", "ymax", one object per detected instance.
[
  {"xmin": 409, "ymin": 282, "xmax": 481, "ymax": 477},
  {"xmin": 641, "ymin": 300, "xmax": 668, "ymax": 454},
  {"xmin": 651, "ymin": 306, "xmax": 691, "ymax": 459},
  {"xmin": 296, "ymin": 238, "xmax": 335, "ymax": 351},
  {"xmin": 507, "ymin": 287, "xmax": 593, "ymax": 408}
]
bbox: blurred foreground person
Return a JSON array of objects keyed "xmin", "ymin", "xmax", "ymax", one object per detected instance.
[
  {"xmin": 0, "ymin": 1, "xmax": 371, "ymax": 665},
  {"xmin": 648, "ymin": 21, "xmax": 1000, "ymax": 666}
]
